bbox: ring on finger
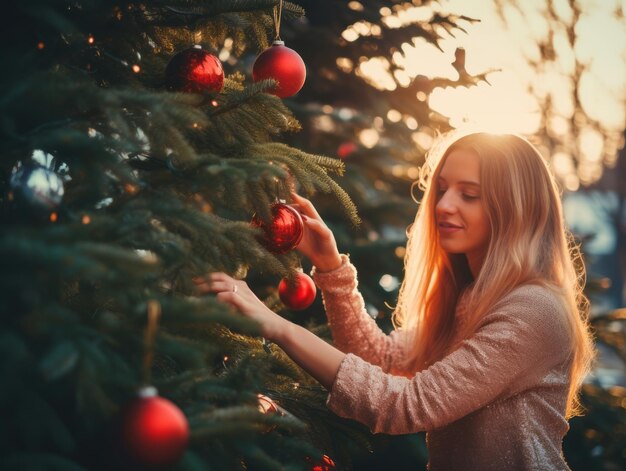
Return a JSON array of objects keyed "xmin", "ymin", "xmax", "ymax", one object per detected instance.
[{"xmin": 232, "ymin": 284, "xmax": 238, "ymax": 293}]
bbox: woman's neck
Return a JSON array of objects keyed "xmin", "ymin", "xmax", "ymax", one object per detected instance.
[{"xmin": 466, "ymin": 252, "xmax": 485, "ymax": 279}]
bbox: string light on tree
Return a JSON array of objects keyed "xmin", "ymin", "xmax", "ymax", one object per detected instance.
[{"xmin": 252, "ymin": 0, "xmax": 306, "ymax": 98}]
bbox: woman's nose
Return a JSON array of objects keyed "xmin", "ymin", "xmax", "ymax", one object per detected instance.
[{"xmin": 436, "ymin": 191, "xmax": 456, "ymax": 214}]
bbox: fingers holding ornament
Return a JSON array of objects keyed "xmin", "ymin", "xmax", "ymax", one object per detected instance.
[
  {"xmin": 300, "ymin": 215, "xmax": 332, "ymax": 238},
  {"xmin": 289, "ymin": 192, "xmax": 323, "ymax": 221}
]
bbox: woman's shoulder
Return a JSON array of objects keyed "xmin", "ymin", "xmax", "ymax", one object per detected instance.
[
  {"xmin": 488, "ymin": 282, "xmax": 569, "ymax": 330},
  {"xmin": 483, "ymin": 283, "xmax": 574, "ymax": 361},
  {"xmin": 501, "ymin": 282, "xmax": 564, "ymax": 307}
]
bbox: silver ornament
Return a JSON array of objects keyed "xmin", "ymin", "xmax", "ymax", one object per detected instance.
[{"xmin": 10, "ymin": 163, "xmax": 65, "ymax": 209}]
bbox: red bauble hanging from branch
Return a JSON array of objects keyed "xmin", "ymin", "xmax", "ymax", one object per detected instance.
[
  {"xmin": 252, "ymin": 1, "xmax": 306, "ymax": 98},
  {"xmin": 278, "ymin": 271, "xmax": 317, "ymax": 310},
  {"xmin": 307, "ymin": 454, "xmax": 336, "ymax": 471},
  {"xmin": 165, "ymin": 45, "xmax": 224, "ymax": 93},
  {"xmin": 257, "ymin": 393, "xmax": 280, "ymax": 414},
  {"xmin": 251, "ymin": 202, "xmax": 304, "ymax": 254},
  {"xmin": 119, "ymin": 386, "xmax": 189, "ymax": 469},
  {"xmin": 116, "ymin": 301, "xmax": 189, "ymax": 469},
  {"xmin": 337, "ymin": 141, "xmax": 358, "ymax": 160},
  {"xmin": 253, "ymin": 40, "xmax": 306, "ymax": 98}
]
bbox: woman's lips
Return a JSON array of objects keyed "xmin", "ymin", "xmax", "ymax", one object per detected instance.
[{"xmin": 438, "ymin": 222, "xmax": 462, "ymax": 233}]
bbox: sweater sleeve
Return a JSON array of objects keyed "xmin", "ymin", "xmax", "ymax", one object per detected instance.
[
  {"xmin": 325, "ymin": 286, "xmax": 572, "ymax": 435},
  {"xmin": 311, "ymin": 254, "xmax": 407, "ymax": 374}
]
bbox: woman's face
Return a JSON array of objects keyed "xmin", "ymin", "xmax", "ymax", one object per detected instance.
[{"xmin": 435, "ymin": 149, "xmax": 491, "ymax": 271}]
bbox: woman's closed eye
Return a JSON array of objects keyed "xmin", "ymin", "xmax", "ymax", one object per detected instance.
[{"xmin": 437, "ymin": 188, "xmax": 479, "ymax": 201}]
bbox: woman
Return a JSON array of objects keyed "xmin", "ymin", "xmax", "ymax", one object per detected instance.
[{"xmin": 194, "ymin": 132, "xmax": 595, "ymax": 470}]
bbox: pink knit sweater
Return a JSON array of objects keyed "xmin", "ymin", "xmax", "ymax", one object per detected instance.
[{"xmin": 311, "ymin": 254, "xmax": 573, "ymax": 471}]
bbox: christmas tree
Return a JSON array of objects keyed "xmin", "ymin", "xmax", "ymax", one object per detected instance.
[{"xmin": 0, "ymin": 1, "xmax": 487, "ymax": 470}]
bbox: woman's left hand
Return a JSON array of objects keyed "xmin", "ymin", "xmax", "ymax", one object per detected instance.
[{"xmin": 192, "ymin": 273, "xmax": 288, "ymax": 342}]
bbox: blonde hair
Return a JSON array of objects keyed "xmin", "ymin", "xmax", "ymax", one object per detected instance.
[{"xmin": 393, "ymin": 131, "xmax": 595, "ymax": 419}]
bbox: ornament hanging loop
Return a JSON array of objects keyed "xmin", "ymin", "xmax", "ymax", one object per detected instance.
[
  {"xmin": 143, "ymin": 300, "xmax": 161, "ymax": 386},
  {"xmin": 273, "ymin": 0, "xmax": 284, "ymax": 41}
]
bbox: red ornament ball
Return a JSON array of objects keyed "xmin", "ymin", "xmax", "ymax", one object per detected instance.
[
  {"xmin": 165, "ymin": 45, "xmax": 224, "ymax": 93},
  {"xmin": 337, "ymin": 141, "xmax": 358, "ymax": 160},
  {"xmin": 119, "ymin": 387, "xmax": 189, "ymax": 468},
  {"xmin": 252, "ymin": 40, "xmax": 306, "ymax": 98},
  {"xmin": 278, "ymin": 272, "xmax": 316, "ymax": 311},
  {"xmin": 251, "ymin": 202, "xmax": 304, "ymax": 254},
  {"xmin": 309, "ymin": 454, "xmax": 336, "ymax": 471},
  {"xmin": 257, "ymin": 394, "xmax": 279, "ymax": 414}
]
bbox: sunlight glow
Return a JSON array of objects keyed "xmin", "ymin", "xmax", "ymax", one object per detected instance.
[
  {"xmin": 405, "ymin": 116, "xmax": 418, "ymax": 130},
  {"xmin": 394, "ymin": 38, "xmax": 458, "ymax": 79},
  {"xmin": 552, "ymin": 151, "xmax": 575, "ymax": 179},
  {"xmin": 357, "ymin": 57, "xmax": 396, "ymax": 90},
  {"xmin": 379, "ymin": 274, "xmax": 400, "ymax": 292},
  {"xmin": 430, "ymin": 73, "xmax": 541, "ymax": 134},
  {"xmin": 354, "ymin": 0, "xmax": 626, "ymax": 186},
  {"xmin": 412, "ymin": 131, "xmax": 434, "ymax": 150},
  {"xmin": 359, "ymin": 129, "xmax": 380, "ymax": 148},
  {"xmin": 387, "ymin": 109, "xmax": 402, "ymax": 122},
  {"xmin": 313, "ymin": 115, "xmax": 335, "ymax": 132},
  {"xmin": 382, "ymin": 6, "xmax": 437, "ymax": 28},
  {"xmin": 341, "ymin": 28, "xmax": 359, "ymax": 42},
  {"xmin": 336, "ymin": 57, "xmax": 354, "ymax": 72}
]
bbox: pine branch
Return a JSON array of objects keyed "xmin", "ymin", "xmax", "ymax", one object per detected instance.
[
  {"xmin": 248, "ymin": 143, "xmax": 361, "ymax": 227},
  {"xmin": 140, "ymin": 0, "xmax": 304, "ymax": 29}
]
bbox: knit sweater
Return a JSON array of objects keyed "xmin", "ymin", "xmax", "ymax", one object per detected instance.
[{"xmin": 311, "ymin": 254, "xmax": 573, "ymax": 471}]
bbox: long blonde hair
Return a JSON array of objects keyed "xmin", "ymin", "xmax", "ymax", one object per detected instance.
[{"xmin": 393, "ymin": 131, "xmax": 595, "ymax": 418}]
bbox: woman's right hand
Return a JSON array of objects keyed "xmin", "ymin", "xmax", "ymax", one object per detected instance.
[{"xmin": 290, "ymin": 192, "xmax": 343, "ymax": 272}]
